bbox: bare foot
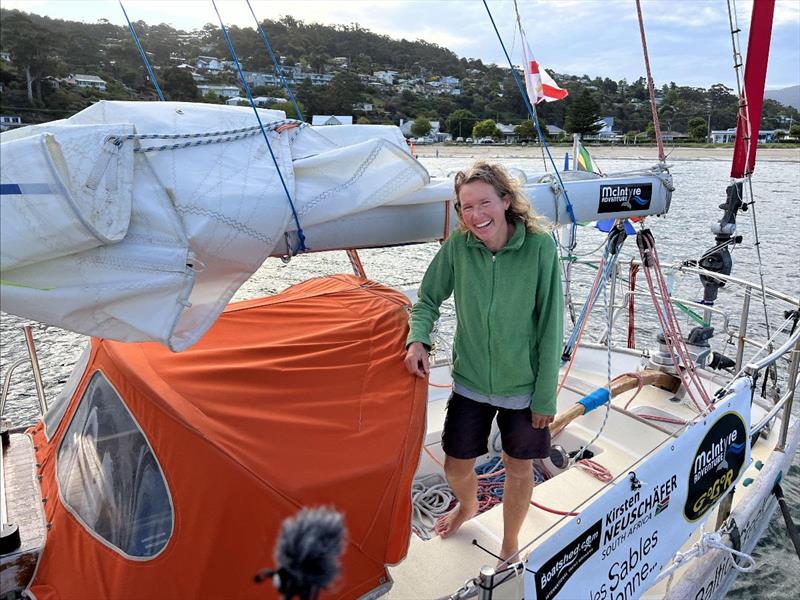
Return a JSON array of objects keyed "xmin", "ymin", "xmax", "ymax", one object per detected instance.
[
  {"xmin": 435, "ymin": 503, "xmax": 478, "ymax": 538},
  {"xmin": 496, "ymin": 543, "xmax": 520, "ymax": 569}
]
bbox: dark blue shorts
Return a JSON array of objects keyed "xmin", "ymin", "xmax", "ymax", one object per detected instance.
[{"xmin": 441, "ymin": 392, "xmax": 551, "ymax": 460}]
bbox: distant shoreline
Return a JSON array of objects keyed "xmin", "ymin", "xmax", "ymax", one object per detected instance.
[{"xmin": 414, "ymin": 144, "xmax": 800, "ymax": 162}]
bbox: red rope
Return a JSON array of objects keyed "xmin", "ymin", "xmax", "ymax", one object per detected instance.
[
  {"xmin": 635, "ymin": 0, "xmax": 666, "ymax": 162},
  {"xmin": 627, "ymin": 262, "xmax": 639, "ymax": 348},
  {"xmin": 638, "ymin": 234, "xmax": 712, "ymax": 409}
]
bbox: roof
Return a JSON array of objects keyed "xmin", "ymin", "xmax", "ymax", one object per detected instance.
[
  {"xmin": 311, "ymin": 115, "xmax": 354, "ymax": 126},
  {"xmin": 72, "ymin": 74, "xmax": 106, "ymax": 83},
  {"xmin": 28, "ymin": 275, "xmax": 426, "ymax": 599}
]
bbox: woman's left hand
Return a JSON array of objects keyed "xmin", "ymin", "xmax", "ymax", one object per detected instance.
[{"xmin": 531, "ymin": 411, "xmax": 554, "ymax": 429}]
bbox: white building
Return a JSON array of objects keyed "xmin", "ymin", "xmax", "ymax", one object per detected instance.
[
  {"xmin": 311, "ymin": 115, "xmax": 353, "ymax": 126},
  {"xmin": 711, "ymin": 128, "xmax": 780, "ymax": 144},
  {"xmin": 373, "ymin": 70, "xmax": 397, "ymax": 85},
  {"xmin": 66, "ymin": 74, "xmax": 107, "ymax": 92},
  {"xmin": 225, "ymin": 96, "xmax": 285, "ymax": 107},
  {"xmin": 197, "ymin": 84, "xmax": 240, "ymax": 99},
  {"xmin": 195, "ymin": 56, "xmax": 224, "ymax": 72},
  {"xmin": 0, "ymin": 115, "xmax": 23, "ymax": 131},
  {"xmin": 243, "ymin": 71, "xmax": 280, "ymax": 88}
]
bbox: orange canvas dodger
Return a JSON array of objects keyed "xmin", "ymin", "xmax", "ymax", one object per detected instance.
[{"xmin": 29, "ymin": 274, "xmax": 427, "ymax": 599}]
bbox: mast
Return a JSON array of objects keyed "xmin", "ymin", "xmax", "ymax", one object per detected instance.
[{"xmin": 697, "ymin": 0, "xmax": 775, "ymax": 305}]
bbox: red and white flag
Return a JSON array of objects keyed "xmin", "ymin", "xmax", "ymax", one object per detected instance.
[{"xmin": 521, "ymin": 32, "xmax": 568, "ymax": 104}]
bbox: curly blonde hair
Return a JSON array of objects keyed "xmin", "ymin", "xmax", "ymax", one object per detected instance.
[{"xmin": 453, "ymin": 161, "xmax": 550, "ymax": 235}]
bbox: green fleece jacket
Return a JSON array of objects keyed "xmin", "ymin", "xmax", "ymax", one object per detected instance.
[{"xmin": 407, "ymin": 222, "xmax": 563, "ymax": 415}]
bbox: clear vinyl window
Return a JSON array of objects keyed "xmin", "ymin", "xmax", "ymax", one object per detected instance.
[
  {"xmin": 44, "ymin": 344, "xmax": 91, "ymax": 440},
  {"xmin": 57, "ymin": 371, "xmax": 173, "ymax": 558}
]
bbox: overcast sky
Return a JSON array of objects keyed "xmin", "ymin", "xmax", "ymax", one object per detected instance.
[{"xmin": 4, "ymin": 0, "xmax": 799, "ymax": 89}]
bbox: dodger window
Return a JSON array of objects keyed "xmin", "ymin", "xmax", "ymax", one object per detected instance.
[{"xmin": 57, "ymin": 371, "xmax": 173, "ymax": 558}]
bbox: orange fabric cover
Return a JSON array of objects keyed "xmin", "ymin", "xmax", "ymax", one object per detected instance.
[{"xmin": 29, "ymin": 275, "xmax": 426, "ymax": 599}]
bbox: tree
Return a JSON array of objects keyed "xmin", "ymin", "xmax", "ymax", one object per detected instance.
[
  {"xmin": 687, "ymin": 116, "xmax": 708, "ymax": 141},
  {"xmin": 270, "ymin": 100, "xmax": 305, "ymax": 120},
  {"xmin": 445, "ymin": 108, "xmax": 477, "ymax": 138},
  {"xmin": 514, "ymin": 119, "xmax": 536, "ymax": 142},
  {"xmin": 564, "ymin": 90, "xmax": 602, "ymax": 138},
  {"xmin": 645, "ymin": 122, "xmax": 656, "ymax": 138},
  {"xmin": 160, "ymin": 67, "xmax": 199, "ymax": 101},
  {"xmin": 473, "ymin": 118, "xmax": 500, "ymax": 139},
  {"xmin": 790, "ymin": 123, "xmax": 800, "ymax": 138},
  {"xmin": 356, "ymin": 116, "xmax": 371, "ymax": 124},
  {"xmin": 3, "ymin": 11, "xmax": 61, "ymax": 104},
  {"xmin": 411, "ymin": 117, "xmax": 432, "ymax": 137}
]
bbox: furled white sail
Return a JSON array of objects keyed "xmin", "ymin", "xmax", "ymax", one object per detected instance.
[
  {"xmin": 0, "ymin": 101, "xmax": 429, "ymax": 350},
  {"xmin": 1, "ymin": 101, "xmax": 673, "ymax": 351}
]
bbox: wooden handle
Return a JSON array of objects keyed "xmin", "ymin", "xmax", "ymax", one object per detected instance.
[{"xmin": 549, "ymin": 369, "xmax": 680, "ymax": 433}]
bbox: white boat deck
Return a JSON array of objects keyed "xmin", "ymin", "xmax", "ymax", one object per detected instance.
[{"xmin": 387, "ymin": 345, "xmax": 788, "ymax": 599}]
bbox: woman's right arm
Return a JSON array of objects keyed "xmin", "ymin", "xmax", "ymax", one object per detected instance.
[{"xmin": 404, "ymin": 240, "xmax": 455, "ymax": 376}]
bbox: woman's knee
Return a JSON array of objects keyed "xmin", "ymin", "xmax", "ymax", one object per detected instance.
[
  {"xmin": 444, "ymin": 455, "xmax": 477, "ymax": 479},
  {"xmin": 503, "ymin": 454, "xmax": 533, "ymax": 480}
]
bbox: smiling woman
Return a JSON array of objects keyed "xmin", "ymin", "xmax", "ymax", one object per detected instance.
[{"xmin": 404, "ymin": 161, "xmax": 563, "ymax": 565}]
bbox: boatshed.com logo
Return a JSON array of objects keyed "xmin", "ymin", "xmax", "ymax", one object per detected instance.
[
  {"xmin": 598, "ymin": 183, "xmax": 652, "ymax": 213},
  {"xmin": 535, "ymin": 520, "xmax": 601, "ymax": 600},
  {"xmin": 684, "ymin": 411, "xmax": 747, "ymax": 522}
]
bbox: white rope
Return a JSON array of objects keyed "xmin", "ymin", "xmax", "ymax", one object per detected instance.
[
  {"xmin": 654, "ymin": 531, "xmax": 756, "ymax": 583},
  {"xmin": 411, "ymin": 473, "xmax": 455, "ymax": 540}
]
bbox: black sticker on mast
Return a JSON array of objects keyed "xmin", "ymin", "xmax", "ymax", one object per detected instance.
[
  {"xmin": 598, "ymin": 183, "xmax": 652, "ymax": 213},
  {"xmin": 534, "ymin": 520, "xmax": 601, "ymax": 600}
]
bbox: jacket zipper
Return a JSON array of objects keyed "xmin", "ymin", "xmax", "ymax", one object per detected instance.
[{"xmin": 488, "ymin": 253, "xmax": 496, "ymax": 392}]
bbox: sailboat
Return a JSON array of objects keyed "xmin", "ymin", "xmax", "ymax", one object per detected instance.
[{"xmin": 1, "ymin": 0, "xmax": 797, "ymax": 598}]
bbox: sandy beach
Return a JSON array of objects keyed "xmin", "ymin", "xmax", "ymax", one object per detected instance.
[{"xmin": 414, "ymin": 144, "xmax": 800, "ymax": 162}]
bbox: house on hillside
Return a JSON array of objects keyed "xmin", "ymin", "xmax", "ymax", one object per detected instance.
[
  {"xmin": 373, "ymin": 70, "xmax": 397, "ymax": 85},
  {"xmin": 243, "ymin": 71, "xmax": 280, "ymax": 88},
  {"xmin": 195, "ymin": 56, "xmax": 224, "ymax": 73},
  {"xmin": 197, "ymin": 84, "xmax": 240, "ymax": 99},
  {"xmin": 312, "ymin": 115, "xmax": 353, "ymax": 126},
  {"xmin": 225, "ymin": 96, "xmax": 285, "ymax": 108},
  {"xmin": 65, "ymin": 74, "xmax": 107, "ymax": 92}
]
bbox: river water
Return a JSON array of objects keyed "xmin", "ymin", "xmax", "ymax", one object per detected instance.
[{"xmin": 1, "ymin": 152, "xmax": 797, "ymax": 597}]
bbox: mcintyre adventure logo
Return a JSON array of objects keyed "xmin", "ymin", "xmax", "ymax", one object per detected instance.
[
  {"xmin": 598, "ymin": 183, "xmax": 652, "ymax": 213},
  {"xmin": 535, "ymin": 520, "xmax": 602, "ymax": 600},
  {"xmin": 684, "ymin": 411, "xmax": 747, "ymax": 522}
]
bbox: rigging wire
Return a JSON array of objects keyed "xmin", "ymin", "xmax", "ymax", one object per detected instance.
[
  {"xmin": 118, "ymin": 1, "xmax": 165, "ymax": 101},
  {"xmin": 726, "ymin": 0, "xmax": 773, "ymax": 348},
  {"xmin": 634, "ymin": 0, "xmax": 665, "ymax": 163},
  {"xmin": 245, "ymin": 0, "xmax": 305, "ymax": 122},
  {"xmin": 210, "ymin": 0, "xmax": 307, "ymax": 253},
  {"xmin": 481, "ymin": 0, "xmax": 577, "ymax": 234}
]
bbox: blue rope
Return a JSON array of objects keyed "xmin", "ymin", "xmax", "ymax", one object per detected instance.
[
  {"xmin": 118, "ymin": 1, "xmax": 165, "ymax": 101},
  {"xmin": 481, "ymin": 0, "xmax": 577, "ymax": 231},
  {"xmin": 245, "ymin": 0, "xmax": 305, "ymax": 122},
  {"xmin": 211, "ymin": 0, "xmax": 306, "ymax": 253}
]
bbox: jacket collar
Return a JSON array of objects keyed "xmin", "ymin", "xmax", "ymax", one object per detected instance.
[{"xmin": 465, "ymin": 221, "xmax": 526, "ymax": 253}]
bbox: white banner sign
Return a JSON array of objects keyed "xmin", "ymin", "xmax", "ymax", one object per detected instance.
[{"xmin": 525, "ymin": 378, "xmax": 752, "ymax": 600}]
